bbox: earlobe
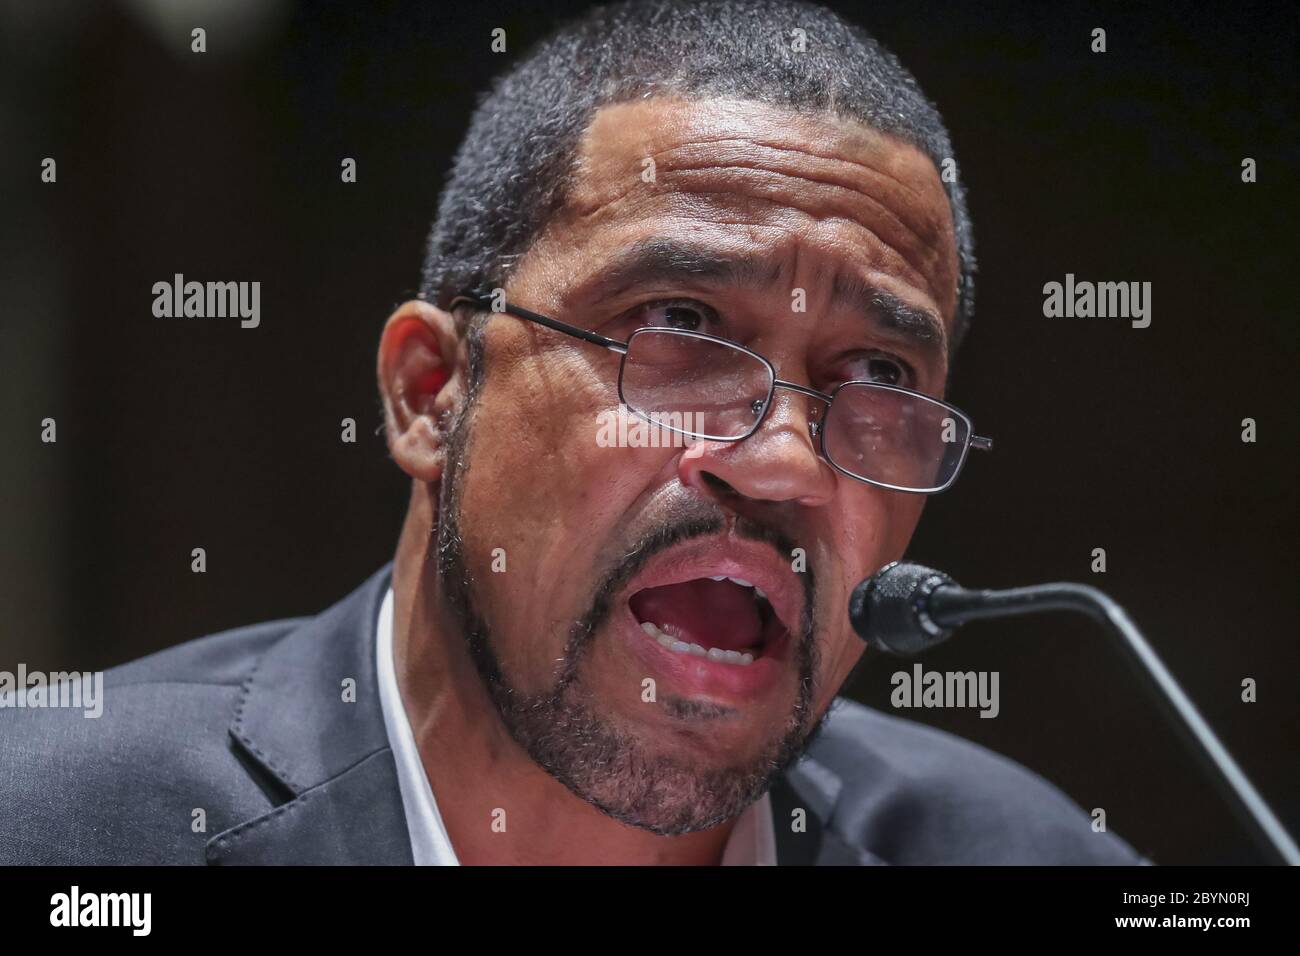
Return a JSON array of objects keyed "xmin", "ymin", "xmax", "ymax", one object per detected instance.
[{"xmin": 378, "ymin": 300, "xmax": 461, "ymax": 483}]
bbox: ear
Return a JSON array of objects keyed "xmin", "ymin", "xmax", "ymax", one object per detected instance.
[{"xmin": 377, "ymin": 299, "xmax": 463, "ymax": 483}]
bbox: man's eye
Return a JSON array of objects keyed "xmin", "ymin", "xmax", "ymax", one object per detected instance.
[
  {"xmin": 844, "ymin": 352, "xmax": 913, "ymax": 388},
  {"xmin": 866, "ymin": 356, "xmax": 904, "ymax": 386},
  {"xmin": 630, "ymin": 298, "xmax": 717, "ymax": 332}
]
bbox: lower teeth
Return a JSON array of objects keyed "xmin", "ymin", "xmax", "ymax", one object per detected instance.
[{"xmin": 639, "ymin": 622, "xmax": 754, "ymax": 666}]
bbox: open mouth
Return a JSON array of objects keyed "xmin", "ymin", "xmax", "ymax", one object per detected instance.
[{"xmin": 629, "ymin": 574, "xmax": 791, "ymax": 668}]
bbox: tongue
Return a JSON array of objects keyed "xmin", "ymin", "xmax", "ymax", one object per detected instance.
[{"xmin": 629, "ymin": 578, "xmax": 764, "ymax": 651}]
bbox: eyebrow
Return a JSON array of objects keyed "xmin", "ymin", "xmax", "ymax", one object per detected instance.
[
  {"xmin": 829, "ymin": 271, "xmax": 948, "ymax": 359},
  {"xmin": 583, "ymin": 236, "xmax": 949, "ymax": 364}
]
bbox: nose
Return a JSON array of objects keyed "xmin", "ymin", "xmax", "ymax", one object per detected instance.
[{"xmin": 677, "ymin": 388, "xmax": 837, "ymax": 507}]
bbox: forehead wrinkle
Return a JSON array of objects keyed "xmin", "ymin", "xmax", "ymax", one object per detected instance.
[
  {"xmin": 574, "ymin": 155, "xmax": 946, "ymax": 279},
  {"xmin": 675, "ymin": 175, "xmax": 948, "ymax": 312},
  {"xmin": 570, "ymin": 104, "xmax": 951, "ymax": 256},
  {"xmin": 565, "ymin": 167, "xmax": 952, "ymax": 320},
  {"xmin": 633, "ymin": 185, "xmax": 950, "ymax": 313},
  {"xmin": 574, "ymin": 133, "xmax": 935, "ymax": 224},
  {"xmin": 651, "ymin": 136, "xmax": 938, "ymax": 231},
  {"xmin": 562, "ymin": 96, "xmax": 958, "ymax": 297}
]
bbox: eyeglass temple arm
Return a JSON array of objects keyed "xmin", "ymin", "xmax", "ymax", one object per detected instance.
[
  {"xmin": 970, "ymin": 435, "xmax": 993, "ymax": 452},
  {"xmin": 449, "ymin": 293, "xmax": 628, "ymax": 354}
]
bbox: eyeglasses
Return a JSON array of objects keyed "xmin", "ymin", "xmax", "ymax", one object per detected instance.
[{"xmin": 448, "ymin": 292, "xmax": 993, "ymax": 493}]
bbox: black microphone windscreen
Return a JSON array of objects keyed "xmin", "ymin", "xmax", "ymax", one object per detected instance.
[{"xmin": 849, "ymin": 561, "xmax": 956, "ymax": 656}]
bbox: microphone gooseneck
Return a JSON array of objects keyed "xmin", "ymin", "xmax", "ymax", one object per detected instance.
[{"xmin": 849, "ymin": 560, "xmax": 1300, "ymax": 866}]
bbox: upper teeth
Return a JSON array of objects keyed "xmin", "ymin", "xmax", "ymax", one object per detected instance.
[
  {"xmin": 708, "ymin": 575, "xmax": 767, "ymax": 602},
  {"xmin": 639, "ymin": 621, "xmax": 754, "ymax": 666}
]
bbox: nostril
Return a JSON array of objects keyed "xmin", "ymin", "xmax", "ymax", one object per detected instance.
[{"xmin": 701, "ymin": 471, "xmax": 737, "ymax": 496}]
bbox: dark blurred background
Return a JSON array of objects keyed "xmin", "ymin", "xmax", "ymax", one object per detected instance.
[{"xmin": 1, "ymin": 0, "xmax": 1296, "ymax": 864}]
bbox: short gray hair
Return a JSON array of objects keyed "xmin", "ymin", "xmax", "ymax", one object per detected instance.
[{"xmin": 422, "ymin": 0, "xmax": 975, "ymax": 350}]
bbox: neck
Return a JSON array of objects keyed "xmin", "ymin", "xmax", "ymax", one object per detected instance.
[{"xmin": 389, "ymin": 488, "xmax": 738, "ymax": 865}]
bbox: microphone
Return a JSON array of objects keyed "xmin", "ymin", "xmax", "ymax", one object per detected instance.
[
  {"xmin": 849, "ymin": 560, "xmax": 1300, "ymax": 866},
  {"xmin": 849, "ymin": 561, "xmax": 958, "ymax": 656},
  {"xmin": 850, "ymin": 560, "xmax": 1145, "ymax": 656}
]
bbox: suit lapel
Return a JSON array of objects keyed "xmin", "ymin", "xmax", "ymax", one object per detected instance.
[
  {"xmin": 208, "ymin": 566, "xmax": 413, "ymax": 865},
  {"xmin": 207, "ymin": 749, "xmax": 413, "ymax": 864},
  {"xmin": 772, "ymin": 755, "xmax": 888, "ymax": 866}
]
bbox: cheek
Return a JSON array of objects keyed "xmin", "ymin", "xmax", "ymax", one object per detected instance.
[
  {"xmin": 814, "ymin": 489, "xmax": 925, "ymax": 697},
  {"xmin": 836, "ymin": 487, "xmax": 924, "ymax": 579},
  {"xmin": 451, "ymin": 350, "xmax": 675, "ymax": 658}
]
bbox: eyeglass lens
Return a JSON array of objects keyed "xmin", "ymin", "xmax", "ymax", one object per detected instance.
[{"xmin": 619, "ymin": 328, "xmax": 968, "ymax": 490}]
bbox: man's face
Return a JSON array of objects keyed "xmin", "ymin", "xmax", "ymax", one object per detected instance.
[{"xmin": 439, "ymin": 96, "xmax": 959, "ymax": 834}]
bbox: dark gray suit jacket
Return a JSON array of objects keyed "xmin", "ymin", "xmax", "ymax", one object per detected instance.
[{"xmin": 0, "ymin": 566, "xmax": 1143, "ymax": 865}]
